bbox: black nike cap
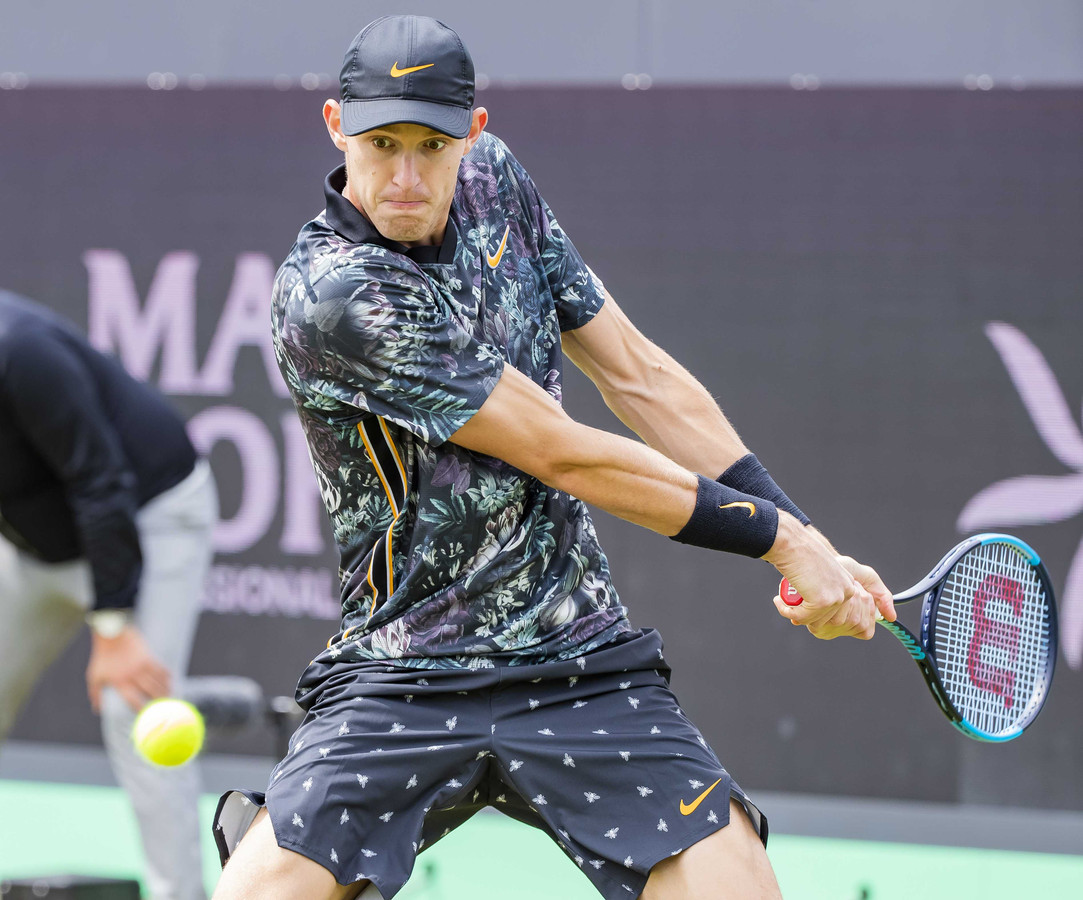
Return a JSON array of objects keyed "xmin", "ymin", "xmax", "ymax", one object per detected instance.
[{"xmin": 339, "ymin": 15, "xmax": 475, "ymax": 139}]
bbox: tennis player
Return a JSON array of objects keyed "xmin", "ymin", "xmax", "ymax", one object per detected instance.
[
  {"xmin": 212, "ymin": 15, "xmax": 894, "ymax": 900},
  {"xmin": 0, "ymin": 289, "xmax": 218, "ymax": 900}
]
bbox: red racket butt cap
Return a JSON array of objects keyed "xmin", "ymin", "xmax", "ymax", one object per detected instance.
[{"xmin": 779, "ymin": 577, "xmax": 804, "ymax": 606}]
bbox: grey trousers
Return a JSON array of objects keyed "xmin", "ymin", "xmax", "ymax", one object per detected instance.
[{"xmin": 0, "ymin": 461, "xmax": 217, "ymax": 900}]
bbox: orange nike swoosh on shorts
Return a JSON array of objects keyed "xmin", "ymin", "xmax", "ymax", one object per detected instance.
[
  {"xmin": 679, "ymin": 777, "xmax": 723, "ymax": 816},
  {"xmin": 390, "ymin": 62, "xmax": 435, "ymax": 77},
  {"xmin": 719, "ymin": 501, "xmax": 756, "ymax": 517},
  {"xmin": 486, "ymin": 224, "xmax": 510, "ymax": 269}
]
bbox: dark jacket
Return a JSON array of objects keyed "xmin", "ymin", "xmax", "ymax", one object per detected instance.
[{"xmin": 0, "ymin": 290, "xmax": 197, "ymax": 610}]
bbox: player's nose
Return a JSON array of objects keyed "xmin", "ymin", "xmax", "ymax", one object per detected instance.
[{"xmin": 391, "ymin": 152, "xmax": 423, "ymax": 190}]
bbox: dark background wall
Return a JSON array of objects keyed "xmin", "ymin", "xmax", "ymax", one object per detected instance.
[{"xmin": 1, "ymin": 85, "xmax": 1080, "ymax": 811}]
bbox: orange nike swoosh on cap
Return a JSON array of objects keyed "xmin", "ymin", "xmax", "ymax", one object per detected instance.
[
  {"xmin": 486, "ymin": 225, "xmax": 510, "ymax": 269},
  {"xmin": 679, "ymin": 778, "xmax": 723, "ymax": 816},
  {"xmin": 719, "ymin": 501, "xmax": 756, "ymax": 517},
  {"xmin": 390, "ymin": 61, "xmax": 435, "ymax": 77}
]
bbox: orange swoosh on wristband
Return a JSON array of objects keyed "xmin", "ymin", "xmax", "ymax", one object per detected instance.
[{"xmin": 719, "ymin": 501, "xmax": 756, "ymax": 517}]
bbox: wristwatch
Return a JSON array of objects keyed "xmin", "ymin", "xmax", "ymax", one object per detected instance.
[{"xmin": 86, "ymin": 608, "xmax": 133, "ymax": 639}]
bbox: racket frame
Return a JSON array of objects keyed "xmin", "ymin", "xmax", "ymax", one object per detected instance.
[{"xmin": 886, "ymin": 533, "xmax": 1057, "ymax": 742}]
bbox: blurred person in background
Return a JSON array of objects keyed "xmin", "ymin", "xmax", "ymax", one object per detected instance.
[
  {"xmin": 212, "ymin": 15, "xmax": 893, "ymax": 900},
  {"xmin": 0, "ymin": 288, "xmax": 218, "ymax": 900}
]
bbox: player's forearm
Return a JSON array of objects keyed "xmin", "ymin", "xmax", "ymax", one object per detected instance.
[
  {"xmin": 539, "ymin": 420, "xmax": 698, "ymax": 536},
  {"xmin": 591, "ymin": 312, "xmax": 815, "ymax": 526},
  {"xmin": 453, "ymin": 367, "xmax": 794, "ymax": 561},
  {"xmin": 450, "ymin": 369, "xmax": 697, "ymax": 536},
  {"xmin": 597, "ymin": 344, "xmax": 748, "ymax": 477},
  {"xmin": 564, "ymin": 295, "xmax": 749, "ymax": 476},
  {"xmin": 564, "ymin": 296, "xmax": 810, "ymax": 526}
]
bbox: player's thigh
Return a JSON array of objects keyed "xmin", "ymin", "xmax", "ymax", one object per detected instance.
[
  {"xmin": 213, "ymin": 808, "xmax": 367, "ymax": 900},
  {"xmin": 641, "ymin": 799, "xmax": 781, "ymax": 900}
]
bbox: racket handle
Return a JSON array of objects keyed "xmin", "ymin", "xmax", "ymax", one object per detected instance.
[
  {"xmin": 778, "ymin": 577, "xmax": 803, "ymax": 606},
  {"xmin": 777, "ymin": 577, "xmax": 886, "ymax": 621}
]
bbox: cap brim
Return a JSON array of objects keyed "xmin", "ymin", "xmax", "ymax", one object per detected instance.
[{"xmin": 341, "ymin": 98, "xmax": 472, "ymax": 139}]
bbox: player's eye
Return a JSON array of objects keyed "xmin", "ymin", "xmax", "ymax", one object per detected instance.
[
  {"xmin": 371, "ymin": 136, "xmax": 393, "ymax": 150},
  {"xmin": 423, "ymin": 139, "xmax": 448, "ymax": 151}
]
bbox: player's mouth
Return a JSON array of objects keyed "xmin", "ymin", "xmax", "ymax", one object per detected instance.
[{"xmin": 382, "ymin": 199, "xmax": 428, "ymax": 210}]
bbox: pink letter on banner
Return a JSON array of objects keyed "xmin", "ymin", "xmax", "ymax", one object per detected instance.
[
  {"xmin": 188, "ymin": 405, "xmax": 279, "ymax": 554},
  {"xmin": 84, "ymin": 249, "xmax": 201, "ymax": 392}
]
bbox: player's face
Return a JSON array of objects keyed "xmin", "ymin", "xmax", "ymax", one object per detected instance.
[{"xmin": 325, "ymin": 105, "xmax": 487, "ymax": 247}]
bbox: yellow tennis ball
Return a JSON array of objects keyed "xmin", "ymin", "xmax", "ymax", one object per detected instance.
[{"xmin": 132, "ymin": 698, "xmax": 205, "ymax": 767}]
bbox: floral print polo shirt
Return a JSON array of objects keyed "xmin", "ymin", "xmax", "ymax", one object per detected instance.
[{"xmin": 273, "ymin": 132, "xmax": 632, "ymax": 674}]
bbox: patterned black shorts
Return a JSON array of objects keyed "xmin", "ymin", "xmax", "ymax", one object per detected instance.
[{"xmin": 213, "ymin": 629, "xmax": 766, "ymax": 899}]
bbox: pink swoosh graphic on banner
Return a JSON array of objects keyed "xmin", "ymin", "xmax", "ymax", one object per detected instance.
[
  {"xmin": 985, "ymin": 322, "xmax": 1083, "ymax": 469},
  {"xmin": 958, "ymin": 474, "xmax": 1083, "ymax": 530}
]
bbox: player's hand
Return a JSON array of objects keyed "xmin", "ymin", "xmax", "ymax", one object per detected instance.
[
  {"xmin": 86, "ymin": 626, "xmax": 172, "ymax": 713},
  {"xmin": 764, "ymin": 514, "xmax": 880, "ymax": 640},
  {"xmin": 836, "ymin": 555, "xmax": 896, "ymax": 623}
]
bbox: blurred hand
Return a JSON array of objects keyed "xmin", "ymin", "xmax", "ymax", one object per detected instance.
[
  {"xmin": 764, "ymin": 515, "xmax": 893, "ymax": 640},
  {"xmin": 86, "ymin": 626, "xmax": 171, "ymax": 713}
]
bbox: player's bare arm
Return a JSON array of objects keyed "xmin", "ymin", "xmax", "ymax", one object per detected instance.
[
  {"xmin": 559, "ymin": 293, "xmax": 894, "ymax": 634},
  {"xmin": 449, "ymin": 363, "xmax": 882, "ymax": 639},
  {"xmin": 452, "ymin": 363, "xmax": 697, "ymax": 535},
  {"xmin": 562, "ymin": 291, "xmax": 749, "ymax": 476}
]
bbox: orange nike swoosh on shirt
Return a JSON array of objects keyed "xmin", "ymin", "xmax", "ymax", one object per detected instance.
[
  {"xmin": 679, "ymin": 778, "xmax": 723, "ymax": 816},
  {"xmin": 719, "ymin": 501, "xmax": 756, "ymax": 517},
  {"xmin": 390, "ymin": 62, "xmax": 435, "ymax": 77},
  {"xmin": 486, "ymin": 224, "xmax": 510, "ymax": 269}
]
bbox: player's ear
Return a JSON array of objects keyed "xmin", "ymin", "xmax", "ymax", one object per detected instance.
[
  {"xmin": 323, "ymin": 99, "xmax": 349, "ymax": 152},
  {"xmin": 463, "ymin": 107, "xmax": 487, "ymax": 152}
]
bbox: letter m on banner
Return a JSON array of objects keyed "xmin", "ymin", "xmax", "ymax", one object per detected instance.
[{"xmin": 83, "ymin": 249, "xmax": 200, "ymax": 392}]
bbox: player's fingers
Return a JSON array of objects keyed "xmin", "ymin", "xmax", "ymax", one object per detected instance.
[
  {"xmin": 850, "ymin": 581, "xmax": 879, "ymax": 639},
  {"xmin": 806, "ymin": 610, "xmax": 857, "ymax": 640},
  {"xmin": 772, "ymin": 594, "xmax": 804, "ymax": 625},
  {"xmin": 851, "ymin": 615, "xmax": 876, "ymax": 640},
  {"xmin": 840, "ymin": 558, "xmax": 896, "ymax": 623},
  {"xmin": 810, "ymin": 583, "xmax": 873, "ymax": 641},
  {"xmin": 776, "ymin": 596, "xmax": 841, "ymax": 635},
  {"xmin": 853, "ymin": 566, "xmax": 895, "ymax": 623},
  {"xmin": 873, "ymin": 592, "xmax": 896, "ymax": 624}
]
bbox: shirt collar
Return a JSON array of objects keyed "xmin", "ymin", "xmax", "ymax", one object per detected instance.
[{"xmin": 323, "ymin": 165, "xmax": 458, "ymax": 266}]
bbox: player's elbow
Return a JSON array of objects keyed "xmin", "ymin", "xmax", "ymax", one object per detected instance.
[
  {"xmin": 597, "ymin": 354, "xmax": 673, "ymax": 416},
  {"xmin": 518, "ymin": 421, "xmax": 599, "ymax": 492}
]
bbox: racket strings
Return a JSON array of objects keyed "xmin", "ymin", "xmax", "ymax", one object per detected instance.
[{"xmin": 932, "ymin": 542, "xmax": 1051, "ymax": 737}]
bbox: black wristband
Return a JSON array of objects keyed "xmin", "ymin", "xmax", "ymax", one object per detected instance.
[
  {"xmin": 671, "ymin": 475, "xmax": 779, "ymax": 558},
  {"xmin": 717, "ymin": 453, "xmax": 811, "ymax": 527}
]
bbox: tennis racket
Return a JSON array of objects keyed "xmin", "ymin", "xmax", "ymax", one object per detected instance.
[{"xmin": 778, "ymin": 533, "xmax": 1057, "ymax": 742}]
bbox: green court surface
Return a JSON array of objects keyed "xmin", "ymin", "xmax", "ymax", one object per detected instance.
[{"xmin": 0, "ymin": 780, "xmax": 1079, "ymax": 898}]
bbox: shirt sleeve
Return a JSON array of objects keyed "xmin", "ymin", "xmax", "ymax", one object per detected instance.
[
  {"xmin": 3, "ymin": 330, "xmax": 142, "ymax": 611},
  {"xmin": 504, "ymin": 150, "xmax": 607, "ymax": 332},
  {"xmin": 283, "ymin": 258, "xmax": 505, "ymax": 446}
]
